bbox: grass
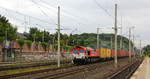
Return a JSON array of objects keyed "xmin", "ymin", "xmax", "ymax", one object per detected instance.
[{"xmin": 0, "ymin": 64, "xmax": 72, "ymax": 76}]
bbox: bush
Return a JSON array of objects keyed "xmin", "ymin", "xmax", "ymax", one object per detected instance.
[
  {"xmin": 41, "ymin": 42, "xmax": 49, "ymax": 51},
  {"xmin": 25, "ymin": 40, "xmax": 32, "ymax": 47},
  {"xmin": 16, "ymin": 39, "xmax": 25, "ymax": 47},
  {"xmin": 41, "ymin": 42, "xmax": 48, "ymax": 47},
  {"xmin": 0, "ymin": 37, "xmax": 5, "ymax": 43}
]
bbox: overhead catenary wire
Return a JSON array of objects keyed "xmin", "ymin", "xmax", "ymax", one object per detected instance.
[
  {"xmin": 93, "ymin": 0, "xmax": 137, "ymax": 51},
  {"xmin": 0, "ymin": 0, "xmax": 135, "ymax": 36},
  {"xmin": 0, "ymin": 6, "xmax": 60, "ymax": 33},
  {"xmin": 0, "ymin": 6, "xmax": 53, "ymax": 25},
  {"xmin": 30, "ymin": 0, "xmax": 87, "ymax": 34},
  {"xmin": 39, "ymin": 0, "xmax": 83, "ymax": 20},
  {"xmin": 93, "ymin": 0, "xmax": 113, "ymax": 18},
  {"xmin": 31, "ymin": 0, "xmax": 88, "ymax": 27},
  {"xmin": 30, "ymin": 0, "xmax": 56, "ymax": 24},
  {"xmin": 93, "ymin": 0, "xmax": 130, "ymax": 30},
  {"xmin": 30, "ymin": 0, "xmax": 115, "ymax": 34},
  {"xmin": 36, "ymin": 0, "xmax": 94, "ymax": 27}
]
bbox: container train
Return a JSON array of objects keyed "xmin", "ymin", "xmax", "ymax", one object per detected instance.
[{"xmin": 71, "ymin": 46, "xmax": 135, "ymax": 64}]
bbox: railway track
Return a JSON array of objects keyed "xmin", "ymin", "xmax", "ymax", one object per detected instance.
[
  {"xmin": 0, "ymin": 59, "xmax": 112, "ymax": 79},
  {"xmin": 0, "ymin": 60, "xmax": 71, "ymax": 71},
  {"xmin": 41, "ymin": 58, "xmax": 143, "ymax": 79},
  {"xmin": 0, "ymin": 58, "xmax": 142, "ymax": 79},
  {"xmin": 106, "ymin": 58, "xmax": 143, "ymax": 79},
  {"xmin": 35, "ymin": 62, "xmax": 110, "ymax": 79},
  {"xmin": 0, "ymin": 64, "xmax": 74, "ymax": 79}
]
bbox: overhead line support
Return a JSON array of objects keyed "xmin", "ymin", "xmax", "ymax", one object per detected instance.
[{"xmin": 114, "ymin": 4, "xmax": 118, "ymax": 68}]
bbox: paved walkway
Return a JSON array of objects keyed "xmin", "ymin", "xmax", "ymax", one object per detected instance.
[{"xmin": 130, "ymin": 57, "xmax": 150, "ymax": 79}]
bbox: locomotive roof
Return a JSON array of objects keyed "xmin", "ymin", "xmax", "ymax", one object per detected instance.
[{"xmin": 74, "ymin": 46, "xmax": 94, "ymax": 50}]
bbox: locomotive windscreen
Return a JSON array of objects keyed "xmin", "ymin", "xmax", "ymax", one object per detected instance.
[{"xmin": 73, "ymin": 49, "xmax": 85, "ymax": 53}]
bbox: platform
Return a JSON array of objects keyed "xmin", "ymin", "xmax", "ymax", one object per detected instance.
[{"xmin": 130, "ymin": 57, "xmax": 150, "ymax": 79}]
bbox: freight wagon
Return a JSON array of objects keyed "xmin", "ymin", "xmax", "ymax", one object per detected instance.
[{"xmin": 71, "ymin": 46, "xmax": 134, "ymax": 64}]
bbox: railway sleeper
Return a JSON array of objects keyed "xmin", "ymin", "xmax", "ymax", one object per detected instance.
[{"xmin": 107, "ymin": 58, "xmax": 143, "ymax": 79}]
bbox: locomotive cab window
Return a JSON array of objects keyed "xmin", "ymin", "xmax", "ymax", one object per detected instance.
[
  {"xmin": 73, "ymin": 50, "xmax": 78, "ymax": 53},
  {"xmin": 73, "ymin": 49, "xmax": 85, "ymax": 53},
  {"xmin": 79, "ymin": 50, "xmax": 85, "ymax": 53}
]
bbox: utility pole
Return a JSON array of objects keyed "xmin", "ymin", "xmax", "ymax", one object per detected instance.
[
  {"xmin": 5, "ymin": 29, "xmax": 7, "ymax": 42},
  {"xmin": 132, "ymin": 32, "xmax": 135, "ymax": 58},
  {"xmin": 97, "ymin": 28, "xmax": 100, "ymax": 50},
  {"xmin": 120, "ymin": 16, "xmax": 123, "ymax": 50},
  {"xmin": 133, "ymin": 35, "xmax": 135, "ymax": 57},
  {"xmin": 4, "ymin": 28, "xmax": 8, "ymax": 62},
  {"xmin": 57, "ymin": 6, "xmax": 61, "ymax": 67},
  {"xmin": 24, "ymin": 16, "xmax": 27, "ymax": 33},
  {"xmin": 52, "ymin": 36, "xmax": 55, "ymax": 52},
  {"xmin": 140, "ymin": 40, "xmax": 142, "ymax": 55},
  {"xmin": 111, "ymin": 36, "xmax": 113, "ymax": 50},
  {"xmin": 34, "ymin": 33, "xmax": 36, "ymax": 42},
  {"xmin": 120, "ymin": 27, "xmax": 123, "ymax": 50},
  {"xmin": 114, "ymin": 4, "xmax": 118, "ymax": 68},
  {"xmin": 129, "ymin": 27, "xmax": 131, "ymax": 62},
  {"xmin": 42, "ymin": 29, "xmax": 45, "ymax": 42}
]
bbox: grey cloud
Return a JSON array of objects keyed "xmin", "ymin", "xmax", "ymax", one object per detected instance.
[{"xmin": 0, "ymin": 0, "xmax": 150, "ymax": 47}]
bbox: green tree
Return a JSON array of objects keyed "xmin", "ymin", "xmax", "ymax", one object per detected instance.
[
  {"xmin": 27, "ymin": 27, "xmax": 52, "ymax": 43},
  {"xmin": 17, "ymin": 39, "xmax": 25, "ymax": 47},
  {"xmin": 0, "ymin": 15, "xmax": 17, "ymax": 42},
  {"xmin": 27, "ymin": 27, "xmax": 39, "ymax": 41},
  {"xmin": 143, "ymin": 45, "xmax": 150, "ymax": 56},
  {"xmin": 41, "ymin": 42, "xmax": 49, "ymax": 51},
  {"xmin": 25, "ymin": 40, "xmax": 32, "ymax": 48},
  {"xmin": 17, "ymin": 39, "xmax": 25, "ymax": 52}
]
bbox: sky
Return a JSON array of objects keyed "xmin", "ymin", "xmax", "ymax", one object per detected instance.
[{"xmin": 0, "ymin": 0, "xmax": 149, "ymax": 47}]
